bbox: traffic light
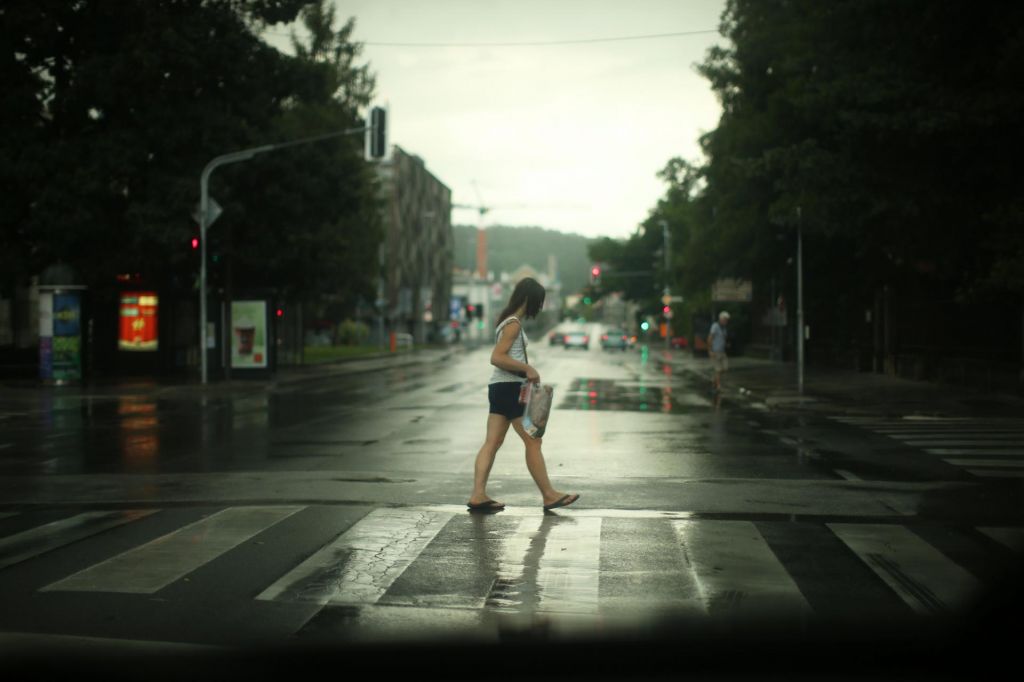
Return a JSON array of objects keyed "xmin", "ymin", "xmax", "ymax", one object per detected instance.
[
  {"xmin": 591, "ymin": 265, "xmax": 601, "ymax": 285},
  {"xmin": 369, "ymin": 106, "xmax": 387, "ymax": 159},
  {"xmin": 191, "ymin": 237, "xmax": 199, "ymax": 250}
]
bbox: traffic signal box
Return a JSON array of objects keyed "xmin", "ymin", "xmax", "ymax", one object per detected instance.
[{"xmin": 369, "ymin": 107, "xmax": 387, "ymax": 159}]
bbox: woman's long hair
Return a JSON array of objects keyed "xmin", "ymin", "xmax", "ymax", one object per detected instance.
[{"xmin": 496, "ymin": 277, "xmax": 546, "ymax": 326}]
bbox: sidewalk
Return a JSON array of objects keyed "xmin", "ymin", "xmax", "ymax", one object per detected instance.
[
  {"xmin": 0, "ymin": 346, "xmax": 466, "ymax": 400},
  {"xmin": 661, "ymin": 351, "xmax": 1024, "ymax": 418}
]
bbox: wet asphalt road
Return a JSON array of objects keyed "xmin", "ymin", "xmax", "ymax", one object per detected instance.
[{"xmin": 0, "ymin": 323, "xmax": 1022, "ymax": 662}]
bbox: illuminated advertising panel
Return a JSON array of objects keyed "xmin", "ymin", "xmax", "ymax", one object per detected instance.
[
  {"xmin": 41, "ymin": 291, "xmax": 83, "ymax": 382},
  {"xmin": 230, "ymin": 300, "xmax": 267, "ymax": 369},
  {"xmin": 119, "ymin": 292, "xmax": 159, "ymax": 351}
]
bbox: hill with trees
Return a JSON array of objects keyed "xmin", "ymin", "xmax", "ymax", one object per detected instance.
[{"xmin": 452, "ymin": 224, "xmax": 596, "ymax": 297}]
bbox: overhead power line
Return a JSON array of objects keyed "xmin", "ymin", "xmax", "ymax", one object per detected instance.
[{"xmin": 262, "ymin": 29, "xmax": 719, "ymax": 48}]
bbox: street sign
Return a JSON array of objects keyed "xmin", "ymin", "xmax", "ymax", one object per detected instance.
[
  {"xmin": 711, "ymin": 278, "xmax": 752, "ymax": 302},
  {"xmin": 661, "ymin": 294, "xmax": 684, "ymax": 305},
  {"xmin": 192, "ymin": 198, "xmax": 223, "ymax": 227}
]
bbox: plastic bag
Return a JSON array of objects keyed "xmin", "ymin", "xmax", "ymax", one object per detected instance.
[{"xmin": 522, "ymin": 382, "xmax": 554, "ymax": 438}]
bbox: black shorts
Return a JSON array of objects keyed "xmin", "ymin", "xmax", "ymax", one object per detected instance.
[{"xmin": 488, "ymin": 381, "xmax": 525, "ymax": 420}]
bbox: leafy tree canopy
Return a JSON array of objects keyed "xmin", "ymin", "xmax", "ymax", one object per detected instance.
[{"xmin": 1, "ymin": 0, "xmax": 381, "ymax": 309}]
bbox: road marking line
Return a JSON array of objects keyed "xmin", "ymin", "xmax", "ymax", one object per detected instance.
[
  {"xmin": 256, "ymin": 508, "xmax": 452, "ymax": 606},
  {"xmin": 966, "ymin": 469, "xmax": 1024, "ymax": 478},
  {"xmin": 412, "ymin": 505, "xmax": 705, "ymax": 520},
  {"xmin": 486, "ymin": 515, "xmax": 602, "ymax": 616},
  {"xmin": 835, "ymin": 469, "xmax": 862, "ymax": 481},
  {"xmin": 486, "ymin": 516, "xmax": 546, "ymax": 612},
  {"xmin": 536, "ymin": 517, "xmax": 602, "ymax": 615},
  {"xmin": 878, "ymin": 433, "xmax": 1024, "ymax": 439},
  {"xmin": 671, "ymin": 520, "xmax": 809, "ymax": 619},
  {"xmin": 943, "ymin": 458, "xmax": 1024, "ymax": 468},
  {"xmin": 925, "ymin": 448, "xmax": 1024, "ymax": 456},
  {"xmin": 0, "ymin": 510, "xmax": 157, "ymax": 571},
  {"xmin": 903, "ymin": 440, "xmax": 1024, "ymax": 448},
  {"xmin": 977, "ymin": 527, "xmax": 1024, "ymax": 553},
  {"xmin": 42, "ymin": 506, "xmax": 303, "ymax": 594},
  {"xmin": 828, "ymin": 523, "xmax": 981, "ymax": 614}
]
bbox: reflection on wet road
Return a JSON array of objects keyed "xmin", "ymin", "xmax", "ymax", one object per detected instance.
[{"xmin": 0, "ymin": 342, "xmax": 849, "ymax": 485}]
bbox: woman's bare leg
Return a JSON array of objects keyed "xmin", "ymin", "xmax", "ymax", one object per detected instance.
[
  {"xmin": 510, "ymin": 419, "xmax": 577, "ymax": 506},
  {"xmin": 469, "ymin": 414, "xmax": 512, "ymax": 504}
]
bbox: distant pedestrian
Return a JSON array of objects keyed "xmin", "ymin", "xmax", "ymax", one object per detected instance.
[
  {"xmin": 467, "ymin": 277, "xmax": 580, "ymax": 513},
  {"xmin": 707, "ymin": 311, "xmax": 730, "ymax": 392}
]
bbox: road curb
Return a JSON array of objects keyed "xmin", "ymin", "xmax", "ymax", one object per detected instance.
[{"xmin": 664, "ymin": 356, "xmax": 817, "ymax": 413}]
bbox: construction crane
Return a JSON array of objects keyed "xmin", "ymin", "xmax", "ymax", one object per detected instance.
[
  {"xmin": 452, "ymin": 182, "xmax": 528, "ymax": 278},
  {"xmin": 452, "ymin": 182, "xmax": 581, "ymax": 278}
]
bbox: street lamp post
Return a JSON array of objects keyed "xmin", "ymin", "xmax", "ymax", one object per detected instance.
[
  {"xmin": 661, "ymin": 220, "xmax": 671, "ymax": 351},
  {"xmin": 796, "ymin": 206, "xmax": 805, "ymax": 395},
  {"xmin": 197, "ymin": 125, "xmax": 372, "ymax": 384}
]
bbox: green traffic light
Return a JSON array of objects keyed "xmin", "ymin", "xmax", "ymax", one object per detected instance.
[{"xmin": 641, "ymin": 321, "xmax": 650, "ymax": 331}]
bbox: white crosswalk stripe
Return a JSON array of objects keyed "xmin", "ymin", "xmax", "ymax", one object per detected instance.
[
  {"xmin": 830, "ymin": 415, "xmax": 1024, "ymax": 478},
  {"xmin": 673, "ymin": 519, "xmax": 810, "ymax": 619},
  {"xmin": 486, "ymin": 515, "xmax": 602, "ymax": 616},
  {"xmin": 42, "ymin": 506, "xmax": 303, "ymax": 594},
  {"xmin": 0, "ymin": 504, "xmax": 1015, "ymax": 629},
  {"xmin": 256, "ymin": 507, "xmax": 452, "ymax": 606},
  {"xmin": 828, "ymin": 523, "xmax": 983, "ymax": 614},
  {"xmin": 0, "ymin": 510, "xmax": 157, "ymax": 571},
  {"xmin": 977, "ymin": 527, "xmax": 1024, "ymax": 552}
]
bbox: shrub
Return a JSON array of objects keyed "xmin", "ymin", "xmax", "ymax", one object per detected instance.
[{"xmin": 336, "ymin": 319, "xmax": 370, "ymax": 346}]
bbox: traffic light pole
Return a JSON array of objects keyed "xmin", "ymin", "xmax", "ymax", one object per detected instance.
[
  {"xmin": 796, "ymin": 206, "xmax": 805, "ymax": 395},
  {"xmin": 197, "ymin": 125, "xmax": 372, "ymax": 385},
  {"xmin": 661, "ymin": 220, "xmax": 671, "ymax": 350}
]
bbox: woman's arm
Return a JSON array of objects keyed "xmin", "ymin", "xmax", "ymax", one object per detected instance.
[{"xmin": 490, "ymin": 321, "xmax": 539, "ymax": 382}]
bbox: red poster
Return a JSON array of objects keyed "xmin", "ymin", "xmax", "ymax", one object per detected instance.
[{"xmin": 119, "ymin": 292, "xmax": 159, "ymax": 351}]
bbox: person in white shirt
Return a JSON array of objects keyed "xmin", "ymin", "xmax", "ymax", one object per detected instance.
[
  {"xmin": 707, "ymin": 311, "xmax": 730, "ymax": 392},
  {"xmin": 466, "ymin": 277, "xmax": 580, "ymax": 513}
]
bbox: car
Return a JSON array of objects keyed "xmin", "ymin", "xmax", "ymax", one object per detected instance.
[
  {"xmin": 548, "ymin": 330, "xmax": 564, "ymax": 346},
  {"xmin": 562, "ymin": 330, "xmax": 590, "ymax": 350},
  {"xmin": 601, "ymin": 328, "xmax": 629, "ymax": 351}
]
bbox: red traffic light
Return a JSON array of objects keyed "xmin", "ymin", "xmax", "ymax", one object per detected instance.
[
  {"xmin": 663, "ymin": 305, "xmax": 671, "ymax": 314},
  {"xmin": 591, "ymin": 266, "xmax": 600, "ymax": 277},
  {"xmin": 191, "ymin": 237, "xmax": 199, "ymax": 249}
]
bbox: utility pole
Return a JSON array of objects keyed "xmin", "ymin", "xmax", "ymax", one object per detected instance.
[
  {"xmin": 661, "ymin": 220, "xmax": 671, "ymax": 351},
  {"xmin": 198, "ymin": 120, "xmax": 383, "ymax": 384},
  {"xmin": 797, "ymin": 206, "xmax": 805, "ymax": 395}
]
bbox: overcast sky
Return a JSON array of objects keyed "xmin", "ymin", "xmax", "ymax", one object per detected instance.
[{"xmin": 264, "ymin": 0, "xmax": 727, "ymax": 240}]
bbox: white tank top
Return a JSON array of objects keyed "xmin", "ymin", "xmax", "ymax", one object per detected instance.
[{"xmin": 489, "ymin": 316, "xmax": 529, "ymax": 384}]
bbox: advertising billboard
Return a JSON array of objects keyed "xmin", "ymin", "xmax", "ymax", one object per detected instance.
[
  {"xmin": 37, "ymin": 290, "xmax": 83, "ymax": 382},
  {"xmin": 119, "ymin": 292, "xmax": 159, "ymax": 351},
  {"xmin": 230, "ymin": 300, "xmax": 267, "ymax": 369}
]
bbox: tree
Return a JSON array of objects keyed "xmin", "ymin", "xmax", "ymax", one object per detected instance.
[
  {"xmin": 0, "ymin": 0, "xmax": 381, "ymax": 315},
  {"xmin": 216, "ymin": 0, "xmax": 382, "ymax": 308}
]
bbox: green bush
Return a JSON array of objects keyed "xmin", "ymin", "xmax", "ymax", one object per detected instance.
[{"xmin": 336, "ymin": 319, "xmax": 370, "ymax": 346}]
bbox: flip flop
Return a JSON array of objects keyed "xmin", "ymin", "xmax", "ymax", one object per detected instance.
[
  {"xmin": 467, "ymin": 500, "xmax": 505, "ymax": 511},
  {"xmin": 543, "ymin": 493, "xmax": 579, "ymax": 511}
]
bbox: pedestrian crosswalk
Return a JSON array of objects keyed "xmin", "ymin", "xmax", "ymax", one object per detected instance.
[
  {"xmin": 0, "ymin": 503, "xmax": 1019, "ymax": 637},
  {"xmin": 830, "ymin": 415, "xmax": 1024, "ymax": 478}
]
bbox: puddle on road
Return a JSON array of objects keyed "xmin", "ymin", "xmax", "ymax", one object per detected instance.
[{"xmin": 558, "ymin": 378, "xmax": 709, "ymax": 414}]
